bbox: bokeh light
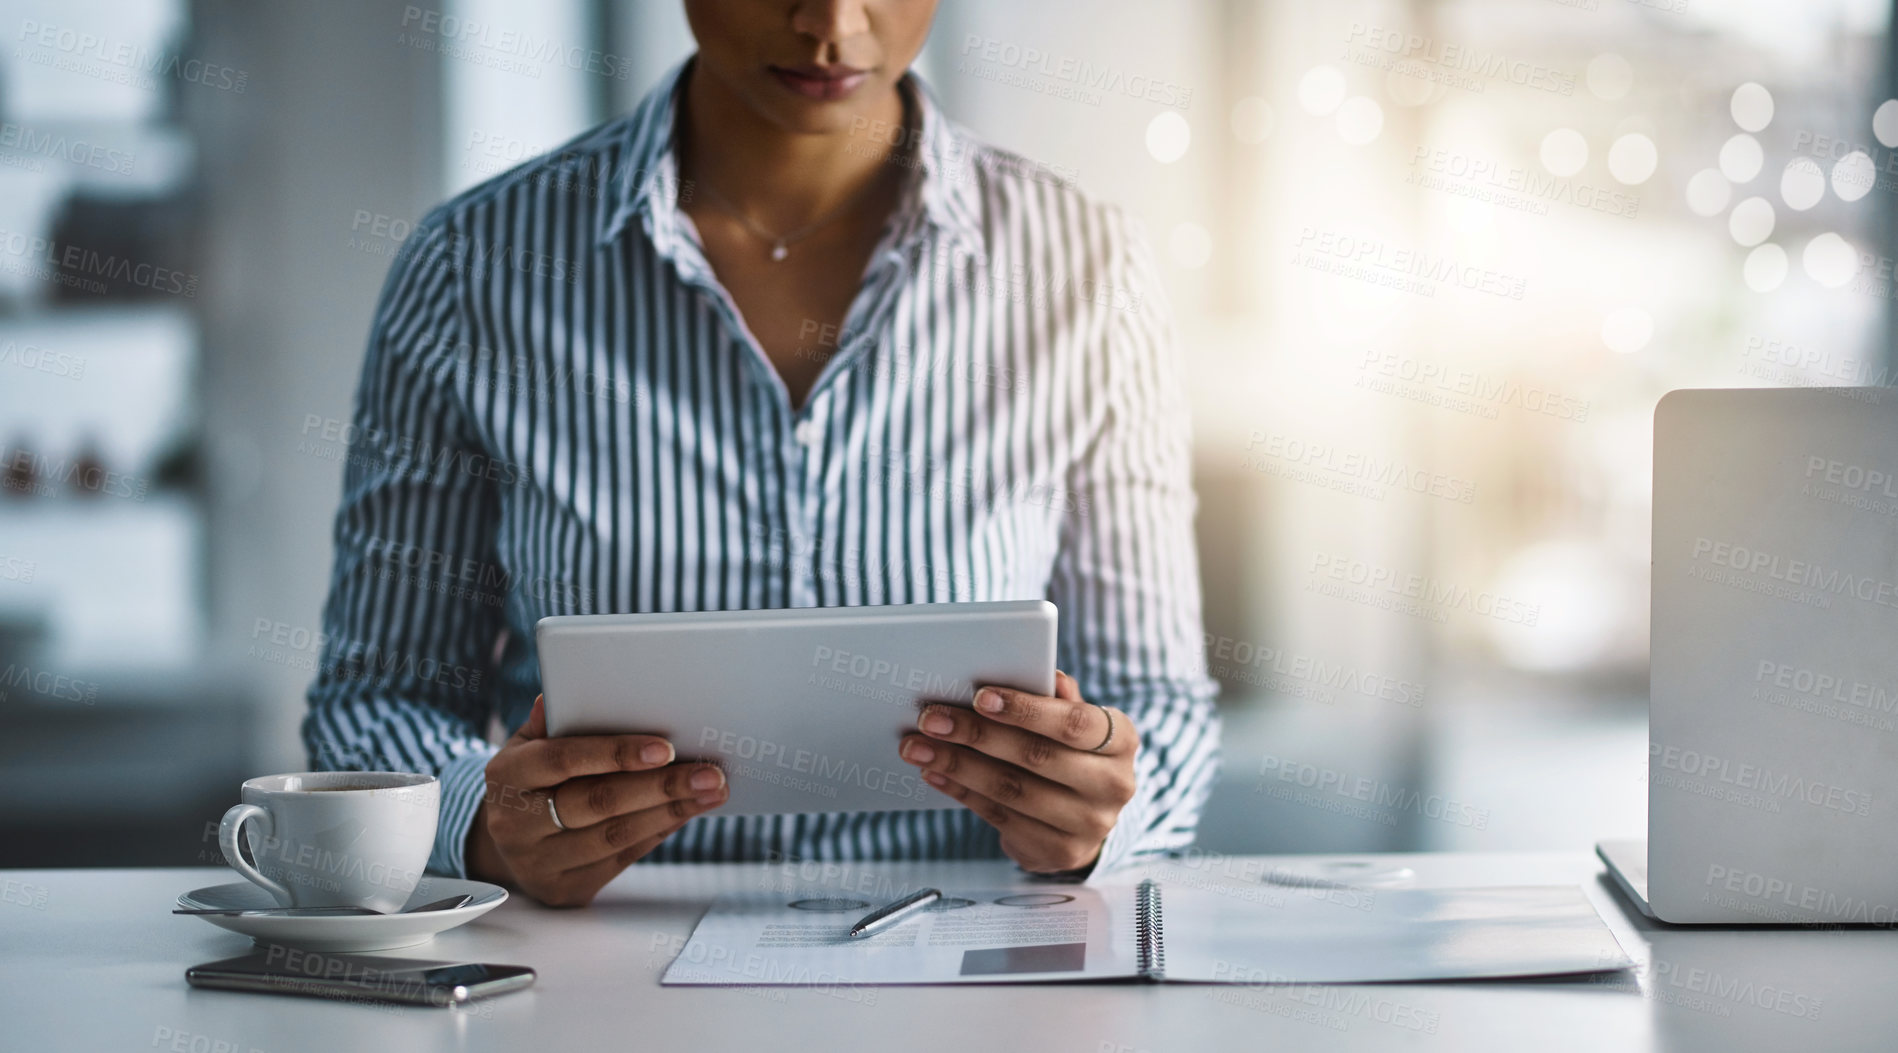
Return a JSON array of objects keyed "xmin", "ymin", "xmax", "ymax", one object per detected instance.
[
  {"xmin": 1718, "ymin": 134, "xmax": 1763, "ymax": 182},
  {"xmin": 1832, "ymin": 151, "xmax": 1875, "ymax": 202},
  {"xmin": 1874, "ymin": 99, "xmax": 1898, "ymax": 147},
  {"xmin": 1606, "ymin": 134, "xmax": 1658, "ymax": 185},
  {"xmin": 1802, "ymin": 232, "xmax": 1858, "ymax": 287},
  {"xmin": 1297, "ymin": 65, "xmax": 1347, "ymax": 116},
  {"xmin": 1730, "ymin": 82, "xmax": 1774, "ymax": 131},
  {"xmin": 1728, "ymin": 196, "xmax": 1776, "ymax": 246},
  {"xmin": 1779, "ymin": 158, "xmax": 1826, "ymax": 210},
  {"xmin": 1600, "ymin": 308, "xmax": 1654, "ymax": 354},
  {"xmin": 1742, "ymin": 243, "xmax": 1788, "ymax": 292},
  {"xmin": 1145, "ymin": 111, "xmax": 1191, "ymax": 164},
  {"xmin": 1685, "ymin": 169, "xmax": 1732, "ymax": 216},
  {"xmin": 1540, "ymin": 129, "xmax": 1589, "ymax": 177}
]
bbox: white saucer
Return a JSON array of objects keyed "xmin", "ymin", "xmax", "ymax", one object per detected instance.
[{"xmin": 176, "ymin": 877, "xmax": 508, "ymax": 952}]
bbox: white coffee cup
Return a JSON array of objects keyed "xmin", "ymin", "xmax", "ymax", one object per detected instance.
[{"xmin": 218, "ymin": 771, "xmax": 439, "ymax": 913}]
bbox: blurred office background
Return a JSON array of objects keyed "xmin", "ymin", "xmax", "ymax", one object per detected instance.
[{"xmin": 0, "ymin": 0, "xmax": 1890, "ymax": 865}]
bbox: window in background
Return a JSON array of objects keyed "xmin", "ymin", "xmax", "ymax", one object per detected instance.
[
  {"xmin": 917, "ymin": 0, "xmax": 1896, "ymax": 854},
  {"xmin": 439, "ymin": 0, "xmax": 599, "ymax": 196}
]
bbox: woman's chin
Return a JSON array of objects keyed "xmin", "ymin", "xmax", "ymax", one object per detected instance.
[{"xmin": 751, "ymin": 76, "xmax": 893, "ymax": 134}]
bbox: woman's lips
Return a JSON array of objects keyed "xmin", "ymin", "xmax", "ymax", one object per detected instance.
[{"xmin": 770, "ymin": 65, "xmax": 869, "ymax": 101}]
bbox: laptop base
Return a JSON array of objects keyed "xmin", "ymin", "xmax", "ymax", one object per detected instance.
[{"xmin": 1595, "ymin": 839, "xmax": 1655, "ymax": 919}]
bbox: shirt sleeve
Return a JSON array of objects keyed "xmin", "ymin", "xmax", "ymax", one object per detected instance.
[
  {"xmin": 1045, "ymin": 209, "xmax": 1222, "ymax": 877},
  {"xmin": 301, "ymin": 212, "xmax": 504, "ymax": 879}
]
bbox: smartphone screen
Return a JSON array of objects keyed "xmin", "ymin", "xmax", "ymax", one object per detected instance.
[{"xmin": 187, "ymin": 950, "xmax": 535, "ymax": 1006}]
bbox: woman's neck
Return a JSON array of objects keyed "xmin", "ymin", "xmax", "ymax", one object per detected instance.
[{"xmin": 678, "ymin": 59, "xmax": 909, "ymax": 228}]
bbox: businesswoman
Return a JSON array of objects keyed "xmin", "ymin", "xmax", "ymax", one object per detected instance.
[{"xmin": 305, "ymin": 0, "xmax": 1219, "ymax": 906}]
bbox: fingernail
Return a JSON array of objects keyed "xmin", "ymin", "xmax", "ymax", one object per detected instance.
[
  {"xmin": 903, "ymin": 740, "xmax": 936, "ymax": 764},
  {"xmin": 921, "ymin": 710, "xmax": 954, "ymax": 735},
  {"xmin": 923, "ymin": 771, "xmax": 947, "ymax": 787},
  {"xmin": 695, "ymin": 790, "xmax": 726, "ymax": 806},
  {"xmin": 641, "ymin": 742, "xmax": 673, "ymax": 766},
  {"xmin": 690, "ymin": 767, "xmax": 723, "ymax": 791},
  {"xmin": 976, "ymin": 689, "xmax": 1004, "ymax": 714}
]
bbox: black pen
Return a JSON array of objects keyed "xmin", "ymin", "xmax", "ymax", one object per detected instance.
[{"xmin": 847, "ymin": 888, "xmax": 941, "ymax": 940}]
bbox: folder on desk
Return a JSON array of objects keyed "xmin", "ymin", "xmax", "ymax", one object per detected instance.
[{"xmin": 660, "ymin": 879, "xmax": 1631, "ymax": 987}]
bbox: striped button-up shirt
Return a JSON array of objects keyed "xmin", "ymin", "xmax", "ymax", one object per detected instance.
[{"xmin": 303, "ymin": 61, "xmax": 1220, "ymax": 879}]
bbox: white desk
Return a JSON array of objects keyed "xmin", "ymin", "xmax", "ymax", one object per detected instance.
[{"xmin": 0, "ymin": 852, "xmax": 1888, "ymax": 1052}]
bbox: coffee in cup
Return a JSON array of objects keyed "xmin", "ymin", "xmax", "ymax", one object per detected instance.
[{"xmin": 218, "ymin": 771, "xmax": 439, "ymax": 913}]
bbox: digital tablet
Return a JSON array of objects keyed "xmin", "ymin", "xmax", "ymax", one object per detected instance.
[{"xmin": 536, "ymin": 601, "xmax": 1058, "ymax": 815}]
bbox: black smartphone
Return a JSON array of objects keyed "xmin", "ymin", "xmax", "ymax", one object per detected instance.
[{"xmin": 187, "ymin": 949, "xmax": 535, "ymax": 1007}]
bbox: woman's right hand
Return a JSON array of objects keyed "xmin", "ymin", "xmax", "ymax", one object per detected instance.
[{"xmin": 466, "ymin": 695, "xmax": 728, "ymax": 906}]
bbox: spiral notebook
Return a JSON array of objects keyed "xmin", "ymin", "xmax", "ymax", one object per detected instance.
[{"xmin": 660, "ymin": 878, "xmax": 1630, "ymax": 986}]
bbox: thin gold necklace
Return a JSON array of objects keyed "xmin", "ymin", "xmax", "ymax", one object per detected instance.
[{"xmin": 697, "ymin": 169, "xmax": 889, "ymax": 262}]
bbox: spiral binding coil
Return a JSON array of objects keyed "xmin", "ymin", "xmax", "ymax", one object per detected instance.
[{"xmin": 1135, "ymin": 879, "xmax": 1165, "ymax": 980}]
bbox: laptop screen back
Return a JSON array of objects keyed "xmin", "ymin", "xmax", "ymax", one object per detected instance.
[{"xmin": 1650, "ymin": 388, "xmax": 1898, "ymax": 924}]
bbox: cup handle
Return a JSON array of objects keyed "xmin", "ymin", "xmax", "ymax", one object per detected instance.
[{"xmin": 219, "ymin": 803, "xmax": 291, "ymax": 905}]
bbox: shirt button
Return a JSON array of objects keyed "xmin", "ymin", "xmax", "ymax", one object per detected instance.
[{"xmin": 793, "ymin": 419, "xmax": 821, "ymax": 446}]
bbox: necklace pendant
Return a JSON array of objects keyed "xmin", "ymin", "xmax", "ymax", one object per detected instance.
[{"xmin": 770, "ymin": 242, "xmax": 788, "ymax": 262}]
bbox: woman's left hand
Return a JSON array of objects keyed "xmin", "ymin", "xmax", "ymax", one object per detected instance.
[{"xmin": 898, "ymin": 670, "xmax": 1138, "ymax": 874}]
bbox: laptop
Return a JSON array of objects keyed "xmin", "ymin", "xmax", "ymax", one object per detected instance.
[{"xmin": 1600, "ymin": 388, "xmax": 1898, "ymax": 924}]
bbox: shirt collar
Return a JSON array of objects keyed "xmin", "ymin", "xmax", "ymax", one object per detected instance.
[
  {"xmin": 908, "ymin": 78, "xmax": 985, "ymax": 250},
  {"xmin": 597, "ymin": 58, "xmax": 984, "ymax": 253}
]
